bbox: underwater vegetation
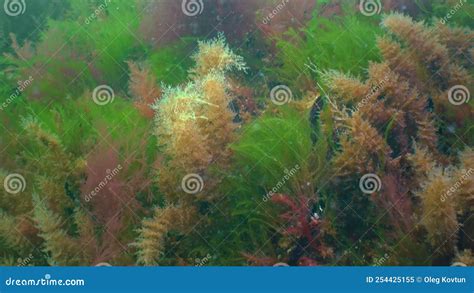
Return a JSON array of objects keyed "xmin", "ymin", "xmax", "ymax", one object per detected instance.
[{"xmin": 0, "ymin": 0, "xmax": 473, "ymax": 267}]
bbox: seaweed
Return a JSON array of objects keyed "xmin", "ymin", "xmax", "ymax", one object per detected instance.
[
  {"xmin": 0, "ymin": 0, "xmax": 473, "ymax": 267},
  {"xmin": 271, "ymin": 2, "xmax": 382, "ymax": 95}
]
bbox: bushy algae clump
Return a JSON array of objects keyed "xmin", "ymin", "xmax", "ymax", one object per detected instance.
[
  {"xmin": 135, "ymin": 34, "xmax": 247, "ymax": 265},
  {"xmin": 321, "ymin": 13, "xmax": 473, "ymax": 265}
]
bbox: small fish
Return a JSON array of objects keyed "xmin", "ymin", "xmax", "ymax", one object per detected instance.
[{"xmin": 310, "ymin": 95, "xmax": 326, "ymax": 143}]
